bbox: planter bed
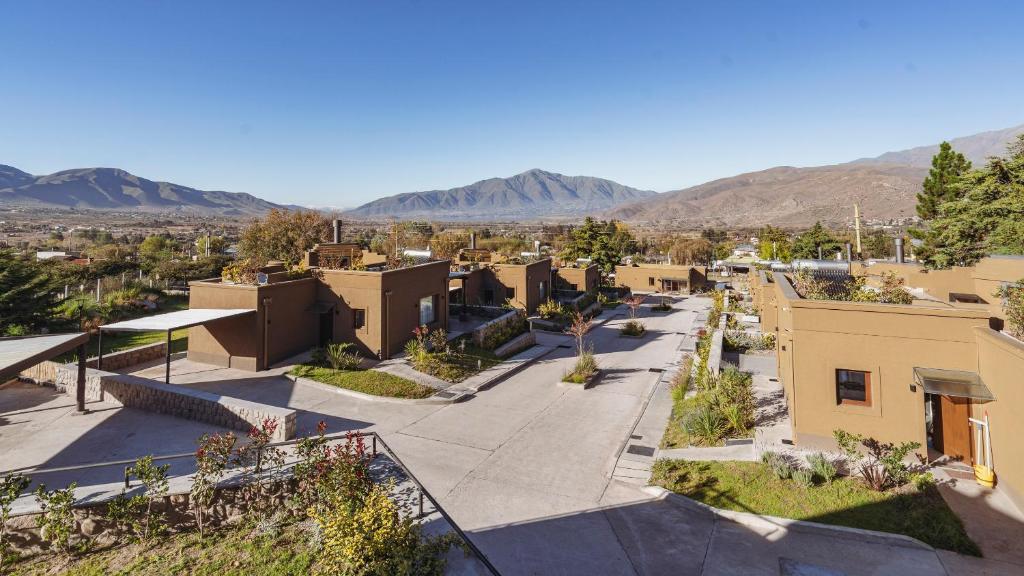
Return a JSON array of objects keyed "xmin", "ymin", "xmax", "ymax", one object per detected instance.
[
  {"xmin": 560, "ymin": 369, "xmax": 600, "ymax": 389},
  {"xmin": 288, "ymin": 364, "xmax": 434, "ymax": 399},
  {"xmin": 651, "ymin": 459, "xmax": 979, "ymax": 555}
]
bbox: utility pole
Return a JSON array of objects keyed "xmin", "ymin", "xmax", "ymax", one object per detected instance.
[{"xmin": 854, "ymin": 204, "xmax": 863, "ymax": 259}]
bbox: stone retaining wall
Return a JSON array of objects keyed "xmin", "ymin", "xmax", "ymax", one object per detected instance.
[
  {"xmin": 47, "ymin": 364, "xmax": 296, "ymax": 440},
  {"xmin": 4, "ymin": 479, "xmax": 295, "ymax": 557},
  {"xmin": 493, "ymin": 331, "xmax": 536, "ymax": 358},
  {"xmin": 472, "ymin": 309, "xmax": 528, "ymax": 349},
  {"xmin": 18, "ymin": 342, "xmax": 169, "ymax": 385},
  {"xmin": 88, "ymin": 341, "xmax": 169, "ymax": 371}
]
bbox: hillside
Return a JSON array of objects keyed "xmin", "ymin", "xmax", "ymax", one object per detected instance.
[
  {"xmin": 345, "ymin": 169, "xmax": 656, "ymax": 220},
  {"xmin": 609, "ymin": 123, "xmax": 1023, "ymax": 227},
  {"xmin": 607, "ymin": 164, "xmax": 926, "ymax": 227},
  {"xmin": 0, "ymin": 165, "xmax": 287, "ymax": 215},
  {"xmin": 853, "ymin": 124, "xmax": 1024, "ymax": 168}
]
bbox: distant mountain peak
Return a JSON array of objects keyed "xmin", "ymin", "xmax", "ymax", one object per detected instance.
[
  {"xmin": 345, "ymin": 169, "xmax": 656, "ymax": 221},
  {"xmin": 0, "ymin": 164, "xmax": 289, "ymax": 214}
]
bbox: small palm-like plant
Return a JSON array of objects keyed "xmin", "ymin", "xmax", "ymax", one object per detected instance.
[
  {"xmin": 685, "ymin": 405, "xmax": 727, "ymax": 446},
  {"xmin": 325, "ymin": 342, "xmax": 361, "ymax": 370}
]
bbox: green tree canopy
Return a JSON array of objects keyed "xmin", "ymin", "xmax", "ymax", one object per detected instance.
[
  {"xmin": 0, "ymin": 251, "xmax": 60, "ymax": 334},
  {"xmin": 757, "ymin": 225, "xmax": 792, "ymax": 262},
  {"xmin": 791, "ymin": 222, "xmax": 843, "ymax": 260},
  {"xmin": 923, "ymin": 136, "xmax": 1024, "ymax": 268},
  {"xmin": 917, "ymin": 141, "xmax": 972, "ymax": 220},
  {"xmin": 238, "ymin": 209, "xmax": 332, "ymax": 265},
  {"xmin": 559, "ymin": 217, "xmax": 634, "ymax": 274},
  {"xmin": 139, "ymin": 235, "xmax": 177, "ymax": 272}
]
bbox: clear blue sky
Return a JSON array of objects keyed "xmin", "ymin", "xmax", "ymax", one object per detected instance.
[{"xmin": 2, "ymin": 1, "xmax": 1022, "ymax": 208}]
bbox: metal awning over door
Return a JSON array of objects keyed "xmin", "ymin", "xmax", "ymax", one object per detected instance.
[{"xmin": 914, "ymin": 367, "xmax": 995, "ymax": 402}]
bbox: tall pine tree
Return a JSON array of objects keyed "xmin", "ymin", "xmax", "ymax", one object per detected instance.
[{"xmin": 916, "ymin": 141, "xmax": 971, "ymax": 220}]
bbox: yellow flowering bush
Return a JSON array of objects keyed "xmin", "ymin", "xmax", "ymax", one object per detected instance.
[{"xmin": 312, "ymin": 481, "xmax": 458, "ymax": 575}]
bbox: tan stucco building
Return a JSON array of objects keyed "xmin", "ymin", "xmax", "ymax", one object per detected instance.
[
  {"xmin": 553, "ymin": 264, "xmax": 600, "ymax": 293},
  {"xmin": 752, "ymin": 256, "xmax": 1024, "ymax": 509},
  {"xmin": 188, "ymin": 247, "xmax": 450, "ymax": 367},
  {"xmin": 449, "ymin": 252, "xmax": 553, "ymax": 314},
  {"xmin": 614, "ymin": 263, "xmax": 708, "ymax": 294}
]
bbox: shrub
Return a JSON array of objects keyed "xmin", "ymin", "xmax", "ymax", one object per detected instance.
[
  {"xmin": 126, "ymin": 456, "xmax": 170, "ymax": 541},
  {"xmin": 761, "ymin": 451, "xmax": 792, "ymax": 479},
  {"xmin": 191, "ymin": 432, "xmax": 237, "ymax": 537},
  {"xmin": 620, "ymin": 319, "xmax": 645, "ymax": 336},
  {"xmin": 719, "ymin": 403, "xmax": 748, "ymax": 436},
  {"xmin": 105, "ymin": 491, "xmax": 145, "ymax": 542},
  {"xmin": 791, "ymin": 468, "xmax": 814, "ymax": 487},
  {"xmin": 311, "ymin": 480, "xmax": 457, "ymax": 576},
  {"xmin": 1, "ymin": 474, "xmax": 31, "ymax": 571},
  {"xmin": 771, "ymin": 460, "xmax": 792, "ymax": 480},
  {"xmin": 221, "ymin": 258, "xmax": 261, "ymax": 285},
  {"xmin": 324, "ymin": 342, "xmax": 361, "ymax": 371},
  {"xmin": 996, "ymin": 278, "xmax": 1024, "ymax": 339},
  {"xmin": 806, "ymin": 452, "xmax": 837, "ymax": 484},
  {"xmin": 538, "ymin": 299, "xmax": 567, "ymax": 320},
  {"xmin": 293, "ymin": 426, "xmax": 372, "ymax": 520},
  {"xmin": 563, "ymin": 351, "xmax": 598, "ymax": 383},
  {"xmin": 33, "ymin": 483, "xmax": 78, "ymax": 556},
  {"xmin": 685, "ymin": 405, "xmax": 727, "ymax": 446},
  {"xmin": 669, "ymin": 358, "xmax": 692, "ymax": 403},
  {"xmin": 833, "ymin": 429, "xmax": 921, "ymax": 491},
  {"xmin": 912, "ymin": 471, "xmax": 937, "ymax": 492}
]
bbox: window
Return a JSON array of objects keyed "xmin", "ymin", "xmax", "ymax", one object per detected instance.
[
  {"xmin": 506, "ymin": 287, "xmax": 516, "ymax": 300},
  {"xmin": 353, "ymin": 308, "xmax": 365, "ymax": 330},
  {"xmin": 419, "ymin": 295, "xmax": 436, "ymax": 325},
  {"xmin": 539, "ymin": 281, "xmax": 547, "ymax": 301},
  {"xmin": 836, "ymin": 369, "xmax": 871, "ymax": 406},
  {"xmin": 483, "ymin": 289, "xmax": 494, "ymax": 305},
  {"xmin": 648, "ymin": 277, "xmax": 655, "ymax": 286}
]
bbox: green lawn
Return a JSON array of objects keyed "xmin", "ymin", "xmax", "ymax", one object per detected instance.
[
  {"xmin": 651, "ymin": 459, "xmax": 980, "ymax": 555},
  {"xmin": 289, "ymin": 364, "xmax": 435, "ymax": 399},
  {"xmin": 10, "ymin": 522, "xmax": 314, "ymax": 576}
]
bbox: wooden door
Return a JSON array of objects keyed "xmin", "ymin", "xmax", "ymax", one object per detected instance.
[{"xmin": 935, "ymin": 395, "xmax": 972, "ymax": 462}]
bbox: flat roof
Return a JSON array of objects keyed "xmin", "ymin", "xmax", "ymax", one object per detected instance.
[
  {"xmin": 0, "ymin": 333, "xmax": 89, "ymax": 382},
  {"xmin": 99, "ymin": 309, "xmax": 255, "ymax": 332}
]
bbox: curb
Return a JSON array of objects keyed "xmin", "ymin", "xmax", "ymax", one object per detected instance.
[{"xmin": 641, "ymin": 485, "xmax": 935, "ymax": 551}]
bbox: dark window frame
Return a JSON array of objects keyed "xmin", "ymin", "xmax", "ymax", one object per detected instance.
[
  {"xmin": 353, "ymin": 308, "xmax": 366, "ymax": 330},
  {"xmin": 836, "ymin": 369, "xmax": 871, "ymax": 406}
]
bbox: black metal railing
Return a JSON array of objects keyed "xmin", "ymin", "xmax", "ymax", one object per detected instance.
[{"xmin": 13, "ymin": 430, "xmax": 501, "ymax": 575}]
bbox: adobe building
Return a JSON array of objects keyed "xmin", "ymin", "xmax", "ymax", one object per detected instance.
[
  {"xmin": 614, "ymin": 263, "xmax": 708, "ymax": 294},
  {"xmin": 449, "ymin": 249, "xmax": 553, "ymax": 314},
  {"xmin": 188, "ymin": 243, "xmax": 450, "ymax": 368},
  {"xmin": 752, "ymin": 255, "xmax": 1024, "ymax": 509},
  {"xmin": 553, "ymin": 263, "xmax": 600, "ymax": 293}
]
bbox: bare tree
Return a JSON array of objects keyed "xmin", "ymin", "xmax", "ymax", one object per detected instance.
[
  {"xmin": 622, "ymin": 294, "xmax": 645, "ymax": 319},
  {"xmin": 566, "ymin": 311, "xmax": 591, "ymax": 356}
]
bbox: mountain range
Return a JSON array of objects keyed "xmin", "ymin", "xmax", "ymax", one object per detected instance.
[
  {"xmin": 0, "ymin": 165, "xmax": 288, "ymax": 215},
  {"xmin": 605, "ymin": 123, "xmax": 1024, "ymax": 227},
  {"xmin": 3, "ymin": 123, "xmax": 1021, "ymax": 224},
  {"xmin": 344, "ymin": 169, "xmax": 656, "ymax": 220}
]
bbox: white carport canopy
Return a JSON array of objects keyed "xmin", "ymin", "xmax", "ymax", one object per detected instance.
[
  {"xmin": 99, "ymin": 308, "xmax": 255, "ymax": 383},
  {"xmin": 1, "ymin": 333, "xmax": 90, "ymax": 411}
]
